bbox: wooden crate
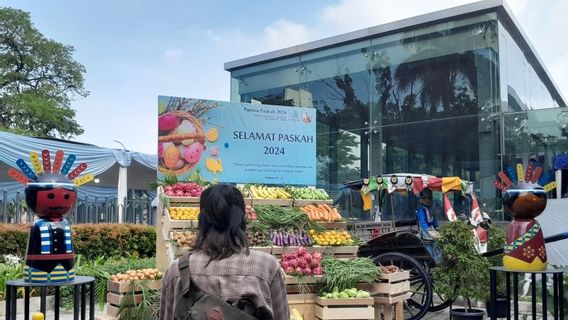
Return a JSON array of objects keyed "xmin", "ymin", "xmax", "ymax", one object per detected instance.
[
  {"xmin": 162, "ymin": 207, "xmax": 197, "ymax": 231},
  {"xmin": 293, "ymin": 199, "xmax": 333, "ymax": 207},
  {"xmin": 317, "ymin": 222, "xmax": 348, "ymax": 230},
  {"xmin": 289, "ymin": 294, "xmax": 316, "ymax": 320},
  {"xmin": 166, "ymin": 195, "xmax": 200, "ymax": 203},
  {"xmin": 96, "ymin": 315, "xmax": 117, "ymax": 320},
  {"xmin": 107, "ymin": 280, "xmax": 162, "ymax": 294},
  {"xmin": 272, "ymin": 246, "xmax": 358, "ymax": 259},
  {"xmin": 168, "ymin": 244, "xmax": 190, "ymax": 259},
  {"xmin": 106, "ymin": 280, "xmax": 162, "ymax": 319},
  {"xmin": 315, "ymin": 297, "xmax": 374, "ymax": 320},
  {"xmin": 251, "ymin": 198, "xmax": 294, "ymax": 206},
  {"xmin": 285, "ymin": 275, "xmax": 323, "ymax": 285},
  {"xmin": 373, "ymin": 271, "xmax": 410, "ymax": 320}
]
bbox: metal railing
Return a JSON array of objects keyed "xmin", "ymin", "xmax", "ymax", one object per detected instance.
[{"xmin": 0, "ymin": 190, "xmax": 155, "ymax": 225}]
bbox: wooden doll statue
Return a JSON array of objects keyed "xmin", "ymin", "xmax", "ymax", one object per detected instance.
[
  {"xmin": 495, "ymin": 160, "xmax": 556, "ymax": 271},
  {"xmin": 7, "ymin": 150, "xmax": 94, "ymax": 283}
]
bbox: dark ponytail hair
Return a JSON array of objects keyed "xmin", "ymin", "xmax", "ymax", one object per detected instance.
[{"xmin": 194, "ymin": 184, "xmax": 249, "ymax": 262}]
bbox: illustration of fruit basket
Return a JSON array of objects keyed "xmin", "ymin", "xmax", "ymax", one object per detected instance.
[{"xmin": 158, "ymin": 110, "xmax": 206, "ymax": 176}]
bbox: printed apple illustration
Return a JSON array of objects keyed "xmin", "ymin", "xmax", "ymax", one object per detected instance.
[{"xmin": 158, "ymin": 114, "xmax": 179, "ymax": 131}]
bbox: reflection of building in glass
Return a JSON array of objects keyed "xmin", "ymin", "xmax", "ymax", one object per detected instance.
[{"xmin": 225, "ymin": 0, "xmax": 567, "ymax": 219}]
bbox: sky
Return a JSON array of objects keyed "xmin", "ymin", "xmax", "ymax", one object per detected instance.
[{"xmin": 3, "ymin": 0, "xmax": 567, "ymax": 154}]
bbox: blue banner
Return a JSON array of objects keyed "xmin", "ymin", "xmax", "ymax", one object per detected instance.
[{"xmin": 158, "ymin": 96, "xmax": 316, "ymax": 185}]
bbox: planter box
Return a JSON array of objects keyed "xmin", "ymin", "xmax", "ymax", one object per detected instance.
[
  {"xmin": 314, "ymin": 297, "xmax": 374, "ymax": 320},
  {"xmin": 289, "ymin": 294, "xmax": 316, "ymax": 320},
  {"xmin": 106, "ymin": 279, "xmax": 162, "ymax": 319}
]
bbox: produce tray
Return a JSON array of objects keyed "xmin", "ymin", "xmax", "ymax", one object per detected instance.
[
  {"xmin": 165, "ymin": 196, "xmax": 200, "ymax": 203},
  {"xmin": 378, "ymin": 271, "xmax": 410, "ymax": 283},
  {"xmin": 244, "ymin": 198, "xmax": 253, "ymax": 205},
  {"xmin": 285, "ymin": 275, "xmax": 323, "ymax": 285},
  {"xmin": 271, "ymin": 246, "xmax": 326, "ymax": 256},
  {"xmin": 317, "ymin": 222, "xmax": 348, "ymax": 230},
  {"xmin": 252, "ymin": 198, "xmax": 293, "ymax": 206},
  {"xmin": 163, "ymin": 208, "xmax": 197, "ymax": 230},
  {"xmin": 317, "ymin": 246, "xmax": 358, "ymax": 256},
  {"xmin": 288, "ymin": 294, "xmax": 316, "ymax": 320},
  {"xmin": 107, "ymin": 280, "xmax": 162, "ymax": 294},
  {"xmin": 314, "ymin": 297, "xmax": 374, "ymax": 320},
  {"xmin": 293, "ymin": 199, "xmax": 333, "ymax": 207}
]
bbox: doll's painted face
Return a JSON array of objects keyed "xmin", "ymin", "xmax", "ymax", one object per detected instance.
[{"xmin": 35, "ymin": 187, "xmax": 76, "ymax": 217}]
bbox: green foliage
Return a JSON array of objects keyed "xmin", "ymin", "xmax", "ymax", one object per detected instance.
[
  {"xmin": 486, "ymin": 224, "xmax": 507, "ymax": 296},
  {"xmin": 118, "ymin": 280, "xmax": 160, "ymax": 320},
  {"xmin": 0, "ymin": 223, "xmax": 156, "ymax": 259},
  {"xmin": 0, "ymin": 262, "xmax": 23, "ymax": 300},
  {"xmin": 0, "ymin": 7, "xmax": 88, "ymax": 138},
  {"xmin": 434, "ymin": 221, "xmax": 490, "ymax": 309}
]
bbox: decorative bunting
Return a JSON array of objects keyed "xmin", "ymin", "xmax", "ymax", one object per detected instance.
[
  {"xmin": 525, "ymin": 162, "xmax": 534, "ymax": 182},
  {"xmin": 443, "ymin": 193, "xmax": 457, "ymax": 221},
  {"xmin": 516, "ymin": 159, "xmax": 525, "ymax": 183},
  {"xmin": 68, "ymin": 163, "xmax": 87, "ymax": 180},
  {"xmin": 41, "ymin": 150, "xmax": 51, "ymax": 173},
  {"xmin": 505, "ymin": 166, "xmax": 517, "ymax": 184},
  {"xmin": 61, "ymin": 154, "xmax": 76, "ymax": 175},
  {"xmin": 543, "ymin": 182, "xmax": 557, "ymax": 192},
  {"xmin": 29, "ymin": 152, "xmax": 43, "ymax": 176},
  {"xmin": 8, "ymin": 168, "xmax": 29, "ymax": 185},
  {"xmin": 52, "ymin": 150, "xmax": 64, "ymax": 173},
  {"xmin": 494, "ymin": 180, "xmax": 507, "ymax": 191},
  {"xmin": 498, "ymin": 171, "xmax": 513, "ymax": 187},
  {"xmin": 16, "ymin": 159, "xmax": 37, "ymax": 180},
  {"xmin": 73, "ymin": 174, "xmax": 94, "ymax": 187}
]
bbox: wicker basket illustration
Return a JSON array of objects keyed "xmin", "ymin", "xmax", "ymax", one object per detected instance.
[{"xmin": 159, "ymin": 111, "xmax": 206, "ymax": 176}]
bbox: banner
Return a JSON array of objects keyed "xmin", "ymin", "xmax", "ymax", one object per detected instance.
[{"xmin": 158, "ymin": 96, "xmax": 316, "ymax": 185}]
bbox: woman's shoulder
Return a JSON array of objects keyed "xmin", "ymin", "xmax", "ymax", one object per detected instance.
[{"xmin": 244, "ymin": 249, "xmax": 281, "ymax": 272}]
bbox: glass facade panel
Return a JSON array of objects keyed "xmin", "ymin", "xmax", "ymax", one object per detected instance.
[
  {"xmin": 499, "ymin": 22, "xmax": 561, "ymax": 111},
  {"xmin": 228, "ymin": 10, "xmax": 565, "ymax": 220}
]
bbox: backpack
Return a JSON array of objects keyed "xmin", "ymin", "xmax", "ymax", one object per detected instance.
[{"xmin": 173, "ymin": 252, "xmax": 261, "ymax": 320}]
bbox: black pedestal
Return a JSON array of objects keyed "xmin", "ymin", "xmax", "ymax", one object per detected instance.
[
  {"xmin": 489, "ymin": 266, "xmax": 564, "ymax": 320},
  {"xmin": 5, "ymin": 276, "xmax": 95, "ymax": 320}
]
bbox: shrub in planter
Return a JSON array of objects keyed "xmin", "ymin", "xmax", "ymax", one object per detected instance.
[
  {"xmin": 434, "ymin": 221, "xmax": 490, "ymax": 319},
  {"xmin": 0, "ymin": 223, "xmax": 156, "ymax": 259}
]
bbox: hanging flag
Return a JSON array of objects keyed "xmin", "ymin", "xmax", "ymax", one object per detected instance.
[
  {"xmin": 443, "ymin": 193, "xmax": 457, "ymax": 221},
  {"xmin": 469, "ymin": 194, "xmax": 483, "ymax": 226}
]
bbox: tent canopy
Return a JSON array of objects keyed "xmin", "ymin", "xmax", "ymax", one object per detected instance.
[{"xmin": 0, "ymin": 131, "xmax": 157, "ymax": 200}]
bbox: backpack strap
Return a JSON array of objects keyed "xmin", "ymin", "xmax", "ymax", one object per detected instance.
[{"xmin": 178, "ymin": 252, "xmax": 193, "ymax": 296}]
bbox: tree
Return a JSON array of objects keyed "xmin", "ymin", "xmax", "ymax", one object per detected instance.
[{"xmin": 0, "ymin": 7, "xmax": 88, "ymax": 138}]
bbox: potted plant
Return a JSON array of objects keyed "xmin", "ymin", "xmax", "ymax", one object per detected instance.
[
  {"xmin": 485, "ymin": 224, "xmax": 508, "ymax": 318},
  {"xmin": 434, "ymin": 220, "xmax": 490, "ymax": 319}
]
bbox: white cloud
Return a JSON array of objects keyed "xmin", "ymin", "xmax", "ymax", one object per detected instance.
[
  {"xmin": 162, "ymin": 48, "xmax": 183, "ymax": 62},
  {"xmin": 264, "ymin": 20, "xmax": 311, "ymax": 50}
]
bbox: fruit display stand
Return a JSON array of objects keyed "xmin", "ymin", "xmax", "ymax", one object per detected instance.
[
  {"xmin": 293, "ymin": 199, "xmax": 333, "ymax": 207},
  {"xmin": 314, "ymin": 297, "xmax": 374, "ymax": 320}
]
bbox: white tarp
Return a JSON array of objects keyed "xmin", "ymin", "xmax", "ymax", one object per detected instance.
[{"xmin": 538, "ymin": 198, "xmax": 568, "ymax": 266}]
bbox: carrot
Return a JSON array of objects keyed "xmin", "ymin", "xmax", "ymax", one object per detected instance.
[
  {"xmin": 333, "ymin": 208, "xmax": 341, "ymax": 221},
  {"xmin": 322, "ymin": 203, "xmax": 333, "ymax": 213}
]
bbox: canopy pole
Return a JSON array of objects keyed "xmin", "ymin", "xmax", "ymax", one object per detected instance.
[
  {"xmin": 556, "ymin": 169, "xmax": 562, "ymax": 199},
  {"xmin": 117, "ymin": 166, "xmax": 128, "ymax": 223}
]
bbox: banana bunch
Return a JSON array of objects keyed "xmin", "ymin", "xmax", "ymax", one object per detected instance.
[
  {"xmin": 250, "ymin": 185, "xmax": 291, "ymax": 199},
  {"xmin": 290, "ymin": 309, "xmax": 303, "ymax": 320},
  {"xmin": 287, "ymin": 187, "xmax": 330, "ymax": 200}
]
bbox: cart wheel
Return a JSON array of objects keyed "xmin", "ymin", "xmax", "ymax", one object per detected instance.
[
  {"xmin": 374, "ymin": 252, "xmax": 432, "ymax": 320},
  {"xmin": 423, "ymin": 262, "xmax": 454, "ymax": 312}
]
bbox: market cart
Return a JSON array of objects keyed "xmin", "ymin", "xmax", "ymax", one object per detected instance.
[{"xmin": 345, "ymin": 174, "xmax": 482, "ymax": 320}]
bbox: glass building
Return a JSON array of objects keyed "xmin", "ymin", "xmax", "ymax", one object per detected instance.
[{"xmin": 225, "ymin": 0, "xmax": 567, "ymax": 220}]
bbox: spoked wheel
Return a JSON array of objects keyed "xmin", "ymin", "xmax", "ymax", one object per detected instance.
[
  {"xmin": 423, "ymin": 262, "xmax": 454, "ymax": 312},
  {"xmin": 374, "ymin": 252, "xmax": 431, "ymax": 320}
]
